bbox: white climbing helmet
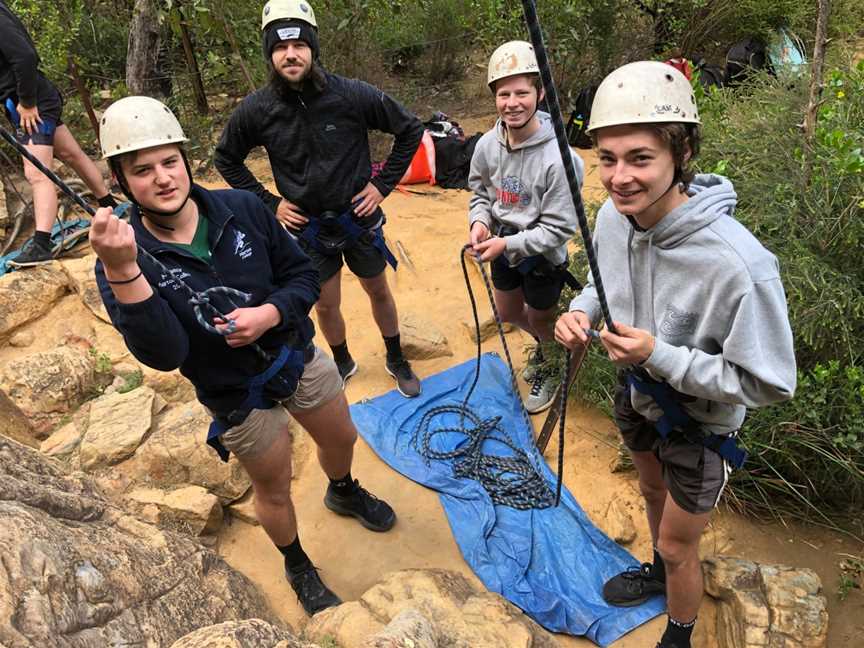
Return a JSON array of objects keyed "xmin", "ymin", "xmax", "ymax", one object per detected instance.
[
  {"xmin": 586, "ymin": 61, "xmax": 700, "ymax": 133},
  {"xmin": 487, "ymin": 40, "xmax": 539, "ymax": 89},
  {"xmin": 262, "ymin": 0, "xmax": 317, "ymax": 31},
  {"xmin": 100, "ymin": 96, "xmax": 187, "ymax": 159}
]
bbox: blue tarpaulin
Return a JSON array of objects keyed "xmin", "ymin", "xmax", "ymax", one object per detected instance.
[{"xmin": 351, "ymin": 353, "xmax": 664, "ymax": 646}]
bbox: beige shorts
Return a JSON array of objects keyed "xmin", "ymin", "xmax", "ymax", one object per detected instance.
[{"xmin": 216, "ymin": 346, "xmax": 344, "ymax": 459}]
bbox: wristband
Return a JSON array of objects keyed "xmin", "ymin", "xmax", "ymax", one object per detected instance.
[{"xmin": 106, "ymin": 270, "xmax": 143, "ymax": 285}]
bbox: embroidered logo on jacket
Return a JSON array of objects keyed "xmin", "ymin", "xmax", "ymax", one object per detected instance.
[
  {"xmin": 234, "ymin": 231, "xmax": 252, "ymax": 259},
  {"xmin": 659, "ymin": 304, "xmax": 699, "ymax": 340},
  {"xmin": 158, "ymin": 268, "xmax": 192, "ymax": 291},
  {"xmin": 497, "ymin": 175, "xmax": 531, "ymax": 207}
]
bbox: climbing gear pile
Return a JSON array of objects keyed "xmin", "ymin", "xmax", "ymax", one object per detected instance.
[{"xmin": 411, "ymin": 245, "xmax": 561, "ymax": 510}]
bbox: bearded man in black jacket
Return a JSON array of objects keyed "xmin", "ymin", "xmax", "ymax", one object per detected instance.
[{"xmin": 215, "ymin": 0, "xmax": 424, "ymax": 397}]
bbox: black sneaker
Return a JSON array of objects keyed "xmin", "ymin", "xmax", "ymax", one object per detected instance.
[
  {"xmin": 385, "ymin": 357, "xmax": 421, "ymax": 397},
  {"xmin": 336, "ymin": 356, "xmax": 358, "ymax": 386},
  {"xmin": 602, "ymin": 563, "xmax": 666, "ymax": 607},
  {"xmin": 324, "ymin": 479, "xmax": 396, "ymax": 532},
  {"xmin": 285, "ymin": 562, "xmax": 342, "ymax": 616},
  {"xmin": 6, "ymin": 238, "xmax": 53, "ymax": 268}
]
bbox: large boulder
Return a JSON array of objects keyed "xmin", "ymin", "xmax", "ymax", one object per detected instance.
[
  {"xmin": 0, "ymin": 436, "xmax": 281, "ymax": 647},
  {"xmin": 703, "ymin": 555, "xmax": 829, "ymax": 648},
  {"xmin": 169, "ymin": 619, "xmax": 314, "ymax": 648},
  {"xmin": 0, "ymin": 345, "xmax": 101, "ymax": 442},
  {"xmin": 126, "ymin": 485, "xmax": 223, "ymax": 536},
  {"xmin": 118, "ymin": 400, "xmax": 250, "ymax": 503},
  {"xmin": 306, "ymin": 569, "xmax": 559, "ymax": 648},
  {"xmin": 79, "ymin": 386, "xmax": 164, "ymax": 470},
  {"xmin": 0, "ymin": 264, "xmax": 68, "ymax": 339}
]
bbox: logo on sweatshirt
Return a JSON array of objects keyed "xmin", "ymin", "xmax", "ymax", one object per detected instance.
[
  {"xmin": 234, "ymin": 231, "xmax": 252, "ymax": 260},
  {"xmin": 660, "ymin": 304, "xmax": 699, "ymax": 341},
  {"xmin": 158, "ymin": 268, "xmax": 192, "ymax": 291},
  {"xmin": 498, "ymin": 175, "xmax": 531, "ymax": 208}
]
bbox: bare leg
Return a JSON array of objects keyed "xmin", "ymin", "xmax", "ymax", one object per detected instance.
[
  {"xmin": 314, "ymin": 270, "xmax": 346, "ymax": 346},
  {"xmin": 22, "ymin": 144, "xmax": 58, "ymax": 233},
  {"xmin": 526, "ymin": 305, "xmax": 557, "ymax": 342},
  {"xmin": 657, "ymin": 495, "xmax": 711, "ymax": 622},
  {"xmin": 51, "ymin": 125, "xmax": 110, "ymax": 198},
  {"xmin": 493, "ymin": 287, "xmax": 536, "ymax": 336},
  {"xmin": 630, "ymin": 449, "xmax": 667, "ymax": 546},
  {"xmin": 291, "ymin": 391, "xmax": 357, "ymax": 480},
  {"xmin": 358, "ymin": 271, "xmax": 399, "ymax": 338}
]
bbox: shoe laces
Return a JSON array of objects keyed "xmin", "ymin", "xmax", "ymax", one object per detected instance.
[
  {"xmin": 621, "ymin": 562, "xmax": 656, "ymax": 581},
  {"xmin": 528, "ymin": 371, "xmax": 547, "ymax": 397}
]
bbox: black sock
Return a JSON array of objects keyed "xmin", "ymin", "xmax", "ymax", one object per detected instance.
[
  {"xmin": 660, "ymin": 616, "xmax": 695, "ymax": 648},
  {"xmin": 97, "ymin": 194, "xmax": 118, "ymax": 208},
  {"xmin": 329, "ymin": 471, "xmax": 357, "ymax": 496},
  {"xmin": 330, "ymin": 341, "xmax": 351, "ymax": 364},
  {"xmin": 33, "ymin": 230, "xmax": 51, "ymax": 248},
  {"xmin": 652, "ymin": 546, "xmax": 667, "ymax": 582},
  {"xmin": 383, "ymin": 333, "xmax": 403, "ymax": 362},
  {"xmin": 277, "ymin": 535, "xmax": 311, "ymax": 574}
]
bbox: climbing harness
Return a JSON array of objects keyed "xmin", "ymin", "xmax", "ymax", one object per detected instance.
[
  {"xmin": 411, "ymin": 245, "xmax": 560, "ymax": 509},
  {"xmin": 299, "ymin": 209, "xmax": 398, "ymax": 270},
  {"xmin": 493, "ymin": 223, "xmax": 581, "ymax": 289},
  {"xmin": 0, "ymin": 127, "xmax": 306, "ymax": 460},
  {"xmin": 626, "ymin": 368, "xmax": 747, "ymax": 468}
]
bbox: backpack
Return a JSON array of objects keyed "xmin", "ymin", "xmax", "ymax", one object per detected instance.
[
  {"xmin": 566, "ymin": 84, "xmax": 597, "ymax": 149},
  {"xmin": 725, "ymin": 37, "xmax": 771, "ymax": 85}
]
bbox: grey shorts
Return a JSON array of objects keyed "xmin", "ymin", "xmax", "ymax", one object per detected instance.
[
  {"xmin": 612, "ymin": 371, "xmax": 732, "ymax": 515},
  {"xmin": 216, "ymin": 346, "xmax": 344, "ymax": 459}
]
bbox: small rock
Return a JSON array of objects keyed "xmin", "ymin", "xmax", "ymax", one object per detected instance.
[
  {"xmin": 600, "ymin": 499, "xmax": 637, "ymax": 545},
  {"xmin": 80, "ymin": 387, "xmax": 158, "ymax": 470},
  {"xmin": 363, "ymin": 608, "xmax": 439, "ymax": 648},
  {"xmin": 126, "ymin": 485, "xmax": 224, "ymax": 536},
  {"xmin": 61, "ymin": 253, "xmax": 112, "ymax": 323},
  {"xmin": 0, "ymin": 264, "xmax": 69, "ymax": 337},
  {"xmin": 461, "ymin": 316, "xmax": 515, "ymax": 344},
  {"xmin": 9, "ymin": 330, "xmax": 35, "ymax": 347},
  {"xmin": 39, "ymin": 421, "xmax": 84, "ymax": 457},
  {"xmin": 400, "ymin": 313, "xmax": 453, "ymax": 360}
]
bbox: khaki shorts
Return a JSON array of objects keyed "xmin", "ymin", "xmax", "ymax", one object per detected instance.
[{"xmin": 217, "ymin": 346, "xmax": 344, "ymax": 459}]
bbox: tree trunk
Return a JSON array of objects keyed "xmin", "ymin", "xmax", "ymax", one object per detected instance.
[
  {"xmin": 803, "ymin": 0, "xmax": 831, "ymax": 186},
  {"xmin": 126, "ymin": 0, "xmax": 167, "ymax": 98},
  {"xmin": 178, "ymin": 4, "xmax": 210, "ymax": 115},
  {"xmin": 219, "ymin": 4, "xmax": 257, "ymax": 94},
  {"xmin": 68, "ymin": 58, "xmax": 100, "ymax": 141}
]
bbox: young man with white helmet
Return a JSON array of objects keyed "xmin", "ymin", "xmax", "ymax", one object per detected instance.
[
  {"xmin": 555, "ymin": 62, "xmax": 796, "ymax": 648},
  {"xmin": 90, "ymin": 96, "xmax": 396, "ymax": 618},
  {"xmin": 215, "ymin": 0, "xmax": 424, "ymax": 397},
  {"xmin": 468, "ymin": 40, "xmax": 583, "ymax": 413}
]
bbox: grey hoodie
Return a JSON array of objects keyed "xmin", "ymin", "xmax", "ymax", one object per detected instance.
[
  {"xmin": 468, "ymin": 111, "xmax": 583, "ymax": 266},
  {"xmin": 570, "ymin": 174, "xmax": 796, "ymax": 435}
]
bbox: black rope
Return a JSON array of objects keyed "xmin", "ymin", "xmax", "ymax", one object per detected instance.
[
  {"xmin": 0, "ymin": 126, "xmax": 285, "ymax": 374},
  {"xmin": 520, "ymin": 0, "xmax": 616, "ymax": 335},
  {"xmin": 411, "ymin": 245, "xmax": 562, "ymax": 510}
]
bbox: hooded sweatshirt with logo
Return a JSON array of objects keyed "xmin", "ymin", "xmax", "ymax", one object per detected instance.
[
  {"xmin": 570, "ymin": 174, "xmax": 796, "ymax": 435},
  {"xmin": 468, "ymin": 111, "xmax": 583, "ymax": 266}
]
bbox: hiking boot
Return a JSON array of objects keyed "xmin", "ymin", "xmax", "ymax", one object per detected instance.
[
  {"xmin": 324, "ymin": 479, "xmax": 396, "ymax": 532},
  {"xmin": 6, "ymin": 238, "xmax": 53, "ymax": 268},
  {"xmin": 285, "ymin": 562, "xmax": 342, "ymax": 616},
  {"xmin": 336, "ymin": 356, "xmax": 358, "ymax": 386},
  {"xmin": 602, "ymin": 563, "xmax": 666, "ymax": 607},
  {"xmin": 525, "ymin": 371, "xmax": 556, "ymax": 414},
  {"xmin": 385, "ymin": 358, "xmax": 421, "ymax": 398}
]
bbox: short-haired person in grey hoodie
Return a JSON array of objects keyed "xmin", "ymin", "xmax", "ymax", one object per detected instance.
[
  {"xmin": 555, "ymin": 62, "xmax": 796, "ymax": 648},
  {"xmin": 468, "ymin": 41, "xmax": 583, "ymax": 413}
]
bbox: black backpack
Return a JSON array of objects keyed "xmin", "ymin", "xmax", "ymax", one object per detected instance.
[
  {"xmin": 566, "ymin": 84, "xmax": 597, "ymax": 149},
  {"xmin": 725, "ymin": 37, "xmax": 771, "ymax": 85}
]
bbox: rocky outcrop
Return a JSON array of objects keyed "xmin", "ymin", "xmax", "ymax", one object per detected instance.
[
  {"xmin": 60, "ymin": 254, "xmax": 111, "ymax": 323},
  {"xmin": 79, "ymin": 386, "xmax": 164, "ymax": 470},
  {"xmin": 0, "ymin": 345, "xmax": 101, "ymax": 442},
  {"xmin": 169, "ymin": 619, "xmax": 313, "ymax": 648},
  {"xmin": 703, "ymin": 555, "xmax": 828, "ymax": 648},
  {"xmin": 117, "ymin": 400, "xmax": 250, "ymax": 502},
  {"xmin": 306, "ymin": 569, "xmax": 559, "ymax": 648},
  {"xmin": 0, "ymin": 264, "xmax": 68, "ymax": 338},
  {"xmin": 0, "ymin": 436, "xmax": 280, "ymax": 647},
  {"xmin": 400, "ymin": 313, "xmax": 453, "ymax": 360},
  {"xmin": 126, "ymin": 485, "xmax": 223, "ymax": 536}
]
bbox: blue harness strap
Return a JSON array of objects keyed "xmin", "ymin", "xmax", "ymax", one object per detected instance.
[
  {"xmin": 625, "ymin": 369, "xmax": 747, "ymax": 469},
  {"xmin": 206, "ymin": 345, "xmax": 307, "ymax": 462},
  {"xmin": 300, "ymin": 211, "xmax": 398, "ymax": 270}
]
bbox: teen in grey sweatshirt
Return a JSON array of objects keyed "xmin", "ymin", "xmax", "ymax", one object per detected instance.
[
  {"xmin": 468, "ymin": 111, "xmax": 583, "ymax": 266},
  {"xmin": 570, "ymin": 173, "xmax": 797, "ymax": 435}
]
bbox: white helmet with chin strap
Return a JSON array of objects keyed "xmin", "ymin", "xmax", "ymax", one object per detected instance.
[
  {"xmin": 587, "ymin": 61, "xmax": 700, "ymax": 133},
  {"xmin": 487, "ymin": 40, "xmax": 539, "ymax": 89},
  {"xmin": 262, "ymin": 0, "xmax": 317, "ymax": 30},
  {"xmin": 100, "ymin": 96, "xmax": 187, "ymax": 160}
]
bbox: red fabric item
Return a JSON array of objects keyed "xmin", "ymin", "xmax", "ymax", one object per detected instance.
[
  {"xmin": 399, "ymin": 130, "xmax": 436, "ymax": 185},
  {"xmin": 664, "ymin": 57, "xmax": 693, "ymax": 81}
]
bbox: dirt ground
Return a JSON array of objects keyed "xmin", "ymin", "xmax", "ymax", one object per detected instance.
[{"xmin": 195, "ymin": 116, "xmax": 864, "ymax": 647}]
